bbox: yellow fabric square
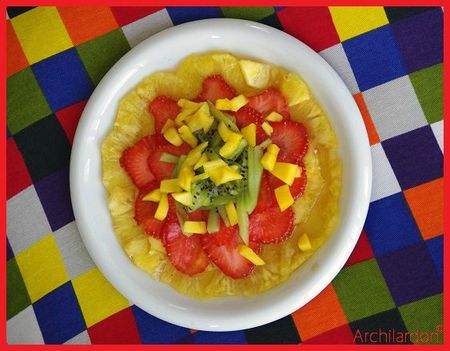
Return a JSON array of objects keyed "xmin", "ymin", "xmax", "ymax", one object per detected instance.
[
  {"xmin": 330, "ymin": 7, "xmax": 389, "ymax": 41},
  {"xmin": 15, "ymin": 234, "xmax": 69, "ymax": 302},
  {"xmin": 72, "ymin": 268, "xmax": 129, "ymax": 327},
  {"xmin": 11, "ymin": 7, "xmax": 73, "ymax": 64}
]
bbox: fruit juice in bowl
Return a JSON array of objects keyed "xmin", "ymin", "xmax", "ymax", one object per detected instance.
[{"xmin": 101, "ymin": 52, "xmax": 342, "ymax": 299}]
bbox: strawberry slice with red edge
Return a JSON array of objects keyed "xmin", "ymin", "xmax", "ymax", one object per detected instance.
[
  {"xmin": 254, "ymin": 172, "xmax": 277, "ymax": 213},
  {"xmin": 247, "ymin": 87, "xmax": 290, "ymax": 119},
  {"xmin": 147, "ymin": 136, "xmax": 191, "ymax": 180},
  {"xmin": 148, "ymin": 96, "xmax": 180, "ymax": 133},
  {"xmin": 120, "ymin": 136, "xmax": 156, "ymax": 189},
  {"xmin": 134, "ymin": 181, "xmax": 165, "ymax": 239},
  {"xmin": 270, "ymin": 120, "xmax": 308, "ymax": 163},
  {"xmin": 234, "ymin": 106, "xmax": 267, "ymax": 144},
  {"xmin": 197, "ymin": 75, "xmax": 237, "ymax": 103},
  {"xmin": 268, "ymin": 162, "xmax": 307, "ymax": 200},
  {"xmin": 162, "ymin": 216, "xmax": 210, "ymax": 276},
  {"xmin": 249, "ymin": 206, "xmax": 295, "ymax": 244},
  {"xmin": 201, "ymin": 226, "xmax": 261, "ymax": 279}
]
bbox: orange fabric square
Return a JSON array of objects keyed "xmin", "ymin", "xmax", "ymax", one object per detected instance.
[
  {"xmin": 7, "ymin": 21, "xmax": 29, "ymax": 77},
  {"xmin": 354, "ymin": 93, "xmax": 380, "ymax": 145},
  {"xmin": 404, "ymin": 178, "xmax": 443, "ymax": 240},
  {"xmin": 58, "ymin": 7, "xmax": 119, "ymax": 45},
  {"xmin": 292, "ymin": 284, "xmax": 348, "ymax": 340}
]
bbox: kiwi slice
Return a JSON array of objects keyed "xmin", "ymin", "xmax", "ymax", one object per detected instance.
[
  {"xmin": 207, "ymin": 209, "xmax": 220, "ymax": 233},
  {"xmin": 207, "ymin": 102, "xmax": 240, "ymax": 132},
  {"xmin": 241, "ymin": 146, "xmax": 263, "ymax": 213}
]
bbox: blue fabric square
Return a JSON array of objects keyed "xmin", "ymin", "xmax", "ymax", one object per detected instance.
[
  {"xmin": 382, "ymin": 126, "xmax": 443, "ymax": 190},
  {"xmin": 342, "ymin": 25, "xmax": 406, "ymax": 91},
  {"xmin": 426, "ymin": 235, "xmax": 443, "ymax": 281},
  {"xmin": 7, "ymin": 238, "xmax": 14, "ymax": 261},
  {"xmin": 193, "ymin": 331, "xmax": 247, "ymax": 344},
  {"xmin": 166, "ymin": 7, "xmax": 222, "ymax": 25},
  {"xmin": 392, "ymin": 8, "xmax": 443, "ymax": 73},
  {"xmin": 377, "ymin": 242, "xmax": 442, "ymax": 306},
  {"xmin": 32, "ymin": 48, "xmax": 94, "ymax": 112},
  {"xmin": 131, "ymin": 305, "xmax": 189, "ymax": 344},
  {"xmin": 34, "ymin": 166, "xmax": 74, "ymax": 231},
  {"xmin": 364, "ymin": 193, "xmax": 421, "ymax": 256},
  {"xmin": 33, "ymin": 282, "xmax": 86, "ymax": 344}
]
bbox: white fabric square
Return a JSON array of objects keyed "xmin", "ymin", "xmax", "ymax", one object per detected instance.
[
  {"xmin": 64, "ymin": 330, "xmax": 91, "ymax": 344},
  {"xmin": 7, "ymin": 306, "xmax": 44, "ymax": 344},
  {"xmin": 431, "ymin": 120, "xmax": 443, "ymax": 153},
  {"xmin": 370, "ymin": 143, "xmax": 401, "ymax": 202}
]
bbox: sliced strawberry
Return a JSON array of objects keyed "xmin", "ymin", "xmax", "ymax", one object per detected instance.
[
  {"xmin": 270, "ymin": 120, "xmax": 308, "ymax": 163},
  {"xmin": 249, "ymin": 206, "xmax": 294, "ymax": 244},
  {"xmin": 134, "ymin": 181, "xmax": 165, "ymax": 239},
  {"xmin": 147, "ymin": 137, "xmax": 191, "ymax": 180},
  {"xmin": 148, "ymin": 96, "xmax": 180, "ymax": 133},
  {"xmin": 162, "ymin": 217, "xmax": 209, "ymax": 276},
  {"xmin": 197, "ymin": 75, "xmax": 236, "ymax": 103},
  {"xmin": 120, "ymin": 136, "xmax": 156, "ymax": 189},
  {"xmin": 234, "ymin": 106, "xmax": 266, "ymax": 144},
  {"xmin": 254, "ymin": 172, "xmax": 277, "ymax": 213},
  {"xmin": 247, "ymin": 87, "xmax": 290, "ymax": 119},
  {"xmin": 204, "ymin": 221, "xmax": 238, "ymax": 246},
  {"xmin": 201, "ymin": 227, "xmax": 261, "ymax": 279},
  {"xmin": 268, "ymin": 162, "xmax": 307, "ymax": 200}
]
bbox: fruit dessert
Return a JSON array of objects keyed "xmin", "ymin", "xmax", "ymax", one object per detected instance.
[{"xmin": 102, "ymin": 52, "xmax": 342, "ymax": 298}]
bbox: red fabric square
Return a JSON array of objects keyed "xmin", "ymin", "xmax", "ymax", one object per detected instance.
[
  {"xmin": 110, "ymin": 7, "xmax": 163, "ymax": 26},
  {"xmin": 344, "ymin": 230, "xmax": 374, "ymax": 267},
  {"xmin": 55, "ymin": 100, "xmax": 87, "ymax": 144},
  {"xmin": 303, "ymin": 324, "xmax": 355, "ymax": 344},
  {"xmin": 277, "ymin": 7, "xmax": 340, "ymax": 52},
  {"xmin": 7, "ymin": 138, "xmax": 32, "ymax": 199},
  {"xmin": 88, "ymin": 307, "xmax": 141, "ymax": 344}
]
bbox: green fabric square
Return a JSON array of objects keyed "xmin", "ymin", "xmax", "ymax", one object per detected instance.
[
  {"xmin": 399, "ymin": 294, "xmax": 443, "ymax": 344},
  {"xmin": 333, "ymin": 259, "xmax": 395, "ymax": 322},
  {"xmin": 7, "ymin": 258, "xmax": 31, "ymax": 319},
  {"xmin": 221, "ymin": 7, "xmax": 274, "ymax": 21},
  {"xmin": 409, "ymin": 63, "xmax": 442, "ymax": 124},
  {"xmin": 7, "ymin": 68, "xmax": 51, "ymax": 135},
  {"xmin": 76, "ymin": 29, "xmax": 130, "ymax": 86}
]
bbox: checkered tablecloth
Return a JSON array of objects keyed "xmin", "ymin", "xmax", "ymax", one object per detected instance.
[{"xmin": 6, "ymin": 6, "xmax": 443, "ymax": 345}]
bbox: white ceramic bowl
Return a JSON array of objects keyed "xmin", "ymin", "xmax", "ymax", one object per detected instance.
[{"xmin": 70, "ymin": 18, "xmax": 371, "ymax": 331}]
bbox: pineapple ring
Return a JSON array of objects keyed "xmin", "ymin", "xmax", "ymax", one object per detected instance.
[{"xmin": 102, "ymin": 52, "xmax": 342, "ymax": 299}]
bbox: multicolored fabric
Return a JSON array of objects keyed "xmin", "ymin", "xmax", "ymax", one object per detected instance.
[{"xmin": 6, "ymin": 6, "xmax": 443, "ymax": 345}]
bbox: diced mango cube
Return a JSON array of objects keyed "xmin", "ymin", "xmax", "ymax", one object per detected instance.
[
  {"xmin": 163, "ymin": 127, "xmax": 183, "ymax": 146},
  {"xmin": 183, "ymin": 221, "xmax": 207, "ymax": 234},
  {"xmin": 241, "ymin": 123, "xmax": 256, "ymax": 147},
  {"xmin": 193, "ymin": 153, "xmax": 208, "ymax": 170},
  {"xmin": 154, "ymin": 193, "xmax": 169, "ymax": 220},
  {"xmin": 219, "ymin": 132, "xmax": 243, "ymax": 158},
  {"xmin": 270, "ymin": 162, "xmax": 300, "ymax": 186},
  {"xmin": 274, "ymin": 184, "xmax": 294, "ymax": 212},
  {"xmin": 216, "ymin": 166, "xmax": 243, "ymax": 185},
  {"xmin": 215, "ymin": 98, "xmax": 233, "ymax": 111},
  {"xmin": 239, "ymin": 59, "xmax": 271, "ymax": 89},
  {"xmin": 161, "ymin": 119, "xmax": 175, "ymax": 133},
  {"xmin": 178, "ymin": 125, "xmax": 198, "ymax": 148},
  {"xmin": 298, "ymin": 233, "xmax": 312, "ymax": 251},
  {"xmin": 160, "ymin": 179, "xmax": 182, "ymax": 193},
  {"xmin": 192, "ymin": 172, "xmax": 210, "ymax": 183},
  {"xmin": 238, "ymin": 245, "xmax": 265, "ymax": 265},
  {"xmin": 225, "ymin": 202, "xmax": 238, "ymax": 226},
  {"xmin": 265, "ymin": 111, "xmax": 283, "ymax": 122},
  {"xmin": 261, "ymin": 122, "xmax": 273, "ymax": 136},
  {"xmin": 177, "ymin": 166, "xmax": 195, "ymax": 192},
  {"xmin": 172, "ymin": 192, "xmax": 192, "ymax": 206},
  {"xmin": 216, "ymin": 95, "xmax": 248, "ymax": 112},
  {"xmin": 142, "ymin": 189, "xmax": 162, "ymax": 202},
  {"xmin": 184, "ymin": 142, "xmax": 208, "ymax": 166},
  {"xmin": 186, "ymin": 103, "xmax": 213, "ymax": 133},
  {"xmin": 202, "ymin": 159, "xmax": 227, "ymax": 173},
  {"xmin": 260, "ymin": 143, "xmax": 280, "ymax": 171},
  {"xmin": 218, "ymin": 121, "xmax": 233, "ymax": 141}
]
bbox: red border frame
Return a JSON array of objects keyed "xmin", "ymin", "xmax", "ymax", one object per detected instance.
[{"xmin": 2, "ymin": 1, "xmax": 447, "ymax": 349}]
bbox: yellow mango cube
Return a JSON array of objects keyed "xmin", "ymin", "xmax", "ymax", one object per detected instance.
[
  {"xmin": 215, "ymin": 98, "xmax": 233, "ymax": 111},
  {"xmin": 142, "ymin": 189, "xmax": 161, "ymax": 202},
  {"xmin": 154, "ymin": 193, "xmax": 169, "ymax": 220},
  {"xmin": 225, "ymin": 202, "xmax": 238, "ymax": 226},
  {"xmin": 241, "ymin": 123, "xmax": 256, "ymax": 147},
  {"xmin": 177, "ymin": 165, "xmax": 195, "ymax": 192},
  {"xmin": 186, "ymin": 103, "xmax": 213, "ymax": 133},
  {"xmin": 219, "ymin": 132, "xmax": 243, "ymax": 158},
  {"xmin": 215, "ymin": 166, "xmax": 242, "ymax": 185},
  {"xmin": 160, "ymin": 179, "xmax": 182, "ymax": 193},
  {"xmin": 260, "ymin": 143, "xmax": 280, "ymax": 171},
  {"xmin": 218, "ymin": 121, "xmax": 233, "ymax": 141},
  {"xmin": 163, "ymin": 127, "xmax": 183, "ymax": 147},
  {"xmin": 238, "ymin": 245, "xmax": 265, "ymax": 265},
  {"xmin": 192, "ymin": 172, "xmax": 210, "ymax": 183},
  {"xmin": 193, "ymin": 153, "xmax": 208, "ymax": 170},
  {"xmin": 261, "ymin": 122, "xmax": 273, "ymax": 136},
  {"xmin": 230, "ymin": 95, "xmax": 248, "ymax": 111},
  {"xmin": 183, "ymin": 221, "xmax": 207, "ymax": 234},
  {"xmin": 298, "ymin": 233, "xmax": 312, "ymax": 251},
  {"xmin": 274, "ymin": 184, "xmax": 294, "ymax": 212},
  {"xmin": 172, "ymin": 192, "xmax": 192, "ymax": 206},
  {"xmin": 178, "ymin": 125, "xmax": 198, "ymax": 148},
  {"xmin": 202, "ymin": 159, "xmax": 227, "ymax": 173},
  {"xmin": 270, "ymin": 162, "xmax": 300, "ymax": 186},
  {"xmin": 265, "ymin": 111, "xmax": 283, "ymax": 122},
  {"xmin": 161, "ymin": 119, "xmax": 175, "ymax": 133},
  {"xmin": 184, "ymin": 142, "xmax": 208, "ymax": 166}
]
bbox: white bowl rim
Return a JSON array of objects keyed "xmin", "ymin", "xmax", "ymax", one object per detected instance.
[{"xmin": 70, "ymin": 18, "xmax": 372, "ymax": 332}]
